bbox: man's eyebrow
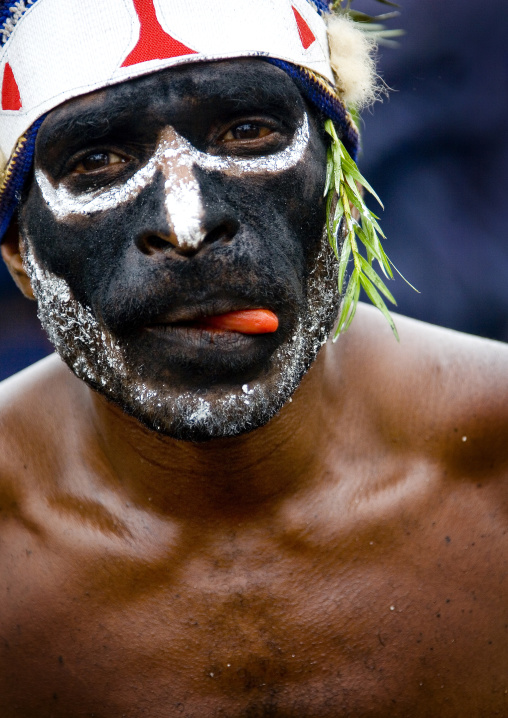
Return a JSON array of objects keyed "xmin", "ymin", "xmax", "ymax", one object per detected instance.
[
  {"xmin": 40, "ymin": 96, "xmax": 138, "ymax": 149},
  {"xmin": 198, "ymin": 77, "xmax": 297, "ymax": 114}
]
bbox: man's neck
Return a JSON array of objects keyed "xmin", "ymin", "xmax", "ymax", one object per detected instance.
[{"xmin": 84, "ymin": 344, "xmax": 344, "ymax": 523}]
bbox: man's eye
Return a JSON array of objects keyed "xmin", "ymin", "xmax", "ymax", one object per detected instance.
[
  {"xmin": 222, "ymin": 123, "xmax": 273, "ymax": 142},
  {"xmin": 72, "ymin": 152, "xmax": 126, "ymax": 173}
]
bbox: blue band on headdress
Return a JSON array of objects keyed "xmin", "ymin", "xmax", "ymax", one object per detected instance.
[
  {"xmin": 0, "ymin": 113, "xmax": 46, "ymax": 238},
  {"xmin": 267, "ymin": 58, "xmax": 359, "ymax": 160},
  {"xmin": 0, "ymin": 0, "xmax": 41, "ymax": 45},
  {"xmin": 308, "ymin": 0, "xmax": 333, "ymax": 15}
]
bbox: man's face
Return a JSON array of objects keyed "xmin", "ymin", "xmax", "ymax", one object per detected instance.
[{"xmin": 19, "ymin": 59, "xmax": 339, "ymax": 440}]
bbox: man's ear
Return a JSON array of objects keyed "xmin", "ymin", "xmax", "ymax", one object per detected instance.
[{"xmin": 0, "ymin": 219, "xmax": 35, "ymax": 300}]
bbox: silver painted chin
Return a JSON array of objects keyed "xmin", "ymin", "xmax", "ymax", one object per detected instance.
[{"xmin": 22, "ymin": 226, "xmax": 340, "ymax": 441}]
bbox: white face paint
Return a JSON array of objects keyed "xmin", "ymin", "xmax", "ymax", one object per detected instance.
[
  {"xmin": 22, "ymin": 222, "xmax": 340, "ymax": 442},
  {"xmin": 35, "ymin": 113, "xmax": 310, "ymax": 250}
]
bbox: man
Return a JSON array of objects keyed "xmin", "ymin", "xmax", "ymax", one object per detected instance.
[{"xmin": 0, "ymin": 1, "xmax": 507, "ymax": 716}]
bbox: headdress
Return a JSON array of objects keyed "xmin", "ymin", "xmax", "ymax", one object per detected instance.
[{"xmin": 0, "ymin": 0, "xmax": 403, "ymax": 335}]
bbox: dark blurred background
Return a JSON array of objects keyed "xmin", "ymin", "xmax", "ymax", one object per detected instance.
[
  {"xmin": 1, "ymin": 0, "xmax": 507, "ymax": 381},
  {"xmin": 361, "ymin": 0, "xmax": 508, "ymax": 339}
]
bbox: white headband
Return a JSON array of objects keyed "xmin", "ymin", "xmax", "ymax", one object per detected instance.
[{"xmin": 0, "ymin": 0, "xmax": 333, "ymax": 165}]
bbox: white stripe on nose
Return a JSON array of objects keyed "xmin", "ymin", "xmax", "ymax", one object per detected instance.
[{"xmin": 158, "ymin": 127, "xmax": 206, "ymax": 251}]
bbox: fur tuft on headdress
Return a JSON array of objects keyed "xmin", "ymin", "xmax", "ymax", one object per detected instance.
[{"xmin": 326, "ymin": 14, "xmax": 379, "ymax": 109}]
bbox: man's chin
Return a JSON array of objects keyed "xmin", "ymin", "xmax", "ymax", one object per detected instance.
[
  {"xmin": 70, "ymin": 310, "xmax": 316, "ymax": 442},
  {"xmin": 99, "ymin": 365, "xmax": 300, "ymax": 442},
  {"xmin": 23, "ymin": 231, "xmax": 340, "ymax": 442},
  {"xmin": 117, "ymin": 324, "xmax": 286, "ymax": 391}
]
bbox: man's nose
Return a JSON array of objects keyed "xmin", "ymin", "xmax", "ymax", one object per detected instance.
[
  {"xmin": 136, "ymin": 172, "xmax": 240, "ymax": 257},
  {"xmin": 138, "ymin": 205, "xmax": 239, "ymax": 257},
  {"xmin": 137, "ymin": 126, "xmax": 239, "ymax": 256}
]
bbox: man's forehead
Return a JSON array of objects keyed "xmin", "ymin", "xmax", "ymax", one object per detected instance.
[{"xmin": 39, "ymin": 59, "xmax": 306, "ymax": 140}]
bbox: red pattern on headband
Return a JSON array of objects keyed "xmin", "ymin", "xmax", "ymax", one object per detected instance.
[
  {"xmin": 122, "ymin": 0, "xmax": 197, "ymax": 67},
  {"xmin": 1, "ymin": 63, "xmax": 22, "ymax": 111},
  {"xmin": 292, "ymin": 6, "xmax": 315, "ymax": 49}
]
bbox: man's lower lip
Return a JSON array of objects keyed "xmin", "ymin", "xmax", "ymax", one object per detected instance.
[
  {"xmin": 130, "ymin": 321, "xmax": 282, "ymax": 382},
  {"xmin": 143, "ymin": 323, "xmax": 256, "ymax": 347}
]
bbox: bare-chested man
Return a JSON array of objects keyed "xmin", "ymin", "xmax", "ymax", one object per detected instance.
[{"xmin": 0, "ymin": 1, "xmax": 507, "ymax": 716}]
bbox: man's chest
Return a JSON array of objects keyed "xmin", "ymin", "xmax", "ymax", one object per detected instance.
[{"xmin": 1, "ymin": 489, "xmax": 507, "ymax": 718}]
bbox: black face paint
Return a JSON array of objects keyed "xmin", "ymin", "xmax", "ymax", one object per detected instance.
[{"xmin": 19, "ymin": 59, "xmax": 340, "ymax": 440}]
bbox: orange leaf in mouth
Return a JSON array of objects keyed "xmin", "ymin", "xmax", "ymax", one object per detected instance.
[{"xmin": 200, "ymin": 309, "xmax": 279, "ymax": 334}]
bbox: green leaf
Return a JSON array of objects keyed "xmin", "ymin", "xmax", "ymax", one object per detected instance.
[
  {"xmin": 355, "ymin": 215, "xmax": 378, "ymax": 252},
  {"xmin": 323, "ymin": 129, "xmax": 416, "ymax": 340},
  {"xmin": 343, "ymin": 181, "xmax": 364, "ymax": 215},
  {"xmin": 347, "ymin": 10, "xmax": 400, "ymax": 23},
  {"xmin": 343, "ymin": 169, "xmax": 363, "ymax": 198},
  {"xmin": 368, "ymin": 0, "xmax": 400, "ymax": 8},
  {"xmin": 358, "ymin": 221, "xmax": 393, "ymax": 279},
  {"xmin": 359, "ymin": 274, "xmax": 399, "ymax": 340},
  {"xmin": 354, "ymin": 223, "xmax": 388, "ymax": 274},
  {"xmin": 332, "ymin": 146, "xmax": 342, "ymax": 193},
  {"xmin": 324, "ymin": 118, "xmax": 340, "ymax": 145},
  {"xmin": 333, "ymin": 199, "xmax": 344, "ymax": 235},
  {"xmin": 369, "ymin": 11, "xmax": 401, "ymax": 21},
  {"xmin": 325, "ymin": 120, "xmax": 343, "ymax": 191},
  {"xmin": 335, "ymin": 270, "xmax": 361, "ymax": 338},
  {"xmin": 338, "ymin": 229, "xmax": 352, "ymax": 294},
  {"xmin": 347, "ymin": 10, "xmax": 379, "ymax": 22},
  {"xmin": 358, "ymin": 255, "xmax": 397, "ymax": 304},
  {"xmin": 371, "ymin": 28, "xmax": 405, "ymax": 37},
  {"xmin": 335, "ymin": 194, "xmax": 345, "ymax": 221},
  {"xmin": 325, "ymin": 191, "xmax": 345, "ymax": 258},
  {"xmin": 367, "ymin": 212, "xmax": 386, "ymax": 239},
  {"xmin": 376, "ymin": 241, "xmax": 394, "ymax": 278},
  {"xmin": 389, "ymin": 260, "xmax": 421, "ymax": 293},
  {"xmin": 337, "ymin": 278, "xmax": 361, "ymax": 337},
  {"xmin": 339, "ymin": 146, "xmax": 384, "ymax": 209},
  {"xmin": 343, "ymin": 177, "xmax": 369, "ymax": 216},
  {"xmin": 338, "ymin": 268, "xmax": 358, "ymax": 323},
  {"xmin": 342, "ymin": 158, "xmax": 384, "ymax": 210},
  {"xmin": 324, "ymin": 149, "xmax": 333, "ymax": 197},
  {"xmin": 325, "ymin": 190, "xmax": 336, "ymax": 253}
]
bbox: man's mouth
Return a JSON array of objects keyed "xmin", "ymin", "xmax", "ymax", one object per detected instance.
[
  {"xmin": 145, "ymin": 306, "xmax": 279, "ymax": 335},
  {"xmin": 185, "ymin": 309, "xmax": 279, "ymax": 334},
  {"xmin": 126, "ymin": 299, "xmax": 285, "ymax": 383}
]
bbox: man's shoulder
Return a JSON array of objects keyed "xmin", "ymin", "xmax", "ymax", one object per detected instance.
[
  {"xmin": 347, "ymin": 301, "xmax": 508, "ymax": 380},
  {"xmin": 0, "ymin": 353, "xmax": 71, "ymax": 420},
  {"xmin": 0, "ymin": 355, "xmax": 78, "ymax": 484},
  {"xmin": 341, "ymin": 303, "xmax": 508, "ymax": 472}
]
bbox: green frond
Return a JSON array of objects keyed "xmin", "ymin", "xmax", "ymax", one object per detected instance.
[
  {"xmin": 331, "ymin": 0, "xmax": 400, "ymax": 11},
  {"xmin": 324, "ymin": 119, "xmax": 417, "ymax": 341},
  {"xmin": 329, "ymin": 0, "xmax": 403, "ymax": 46}
]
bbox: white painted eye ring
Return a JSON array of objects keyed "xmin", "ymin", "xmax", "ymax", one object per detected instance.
[{"xmin": 36, "ymin": 114, "xmax": 310, "ymax": 220}]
